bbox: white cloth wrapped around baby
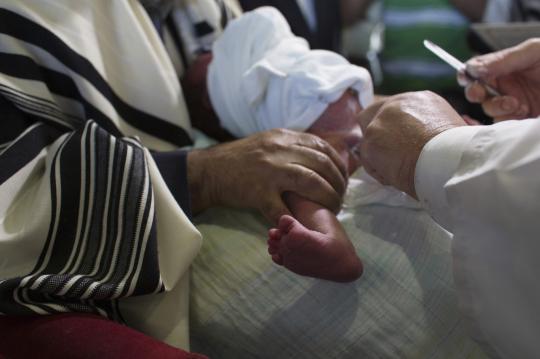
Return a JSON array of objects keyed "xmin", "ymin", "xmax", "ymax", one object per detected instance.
[
  {"xmin": 207, "ymin": 6, "xmax": 373, "ymax": 135},
  {"xmin": 207, "ymin": 6, "xmax": 418, "ymax": 208}
]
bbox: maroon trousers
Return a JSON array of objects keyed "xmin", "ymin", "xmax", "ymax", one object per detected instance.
[{"xmin": 0, "ymin": 314, "xmax": 208, "ymax": 359}]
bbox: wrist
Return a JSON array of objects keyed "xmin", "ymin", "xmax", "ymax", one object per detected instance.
[
  {"xmin": 187, "ymin": 148, "xmax": 215, "ymax": 214},
  {"xmin": 407, "ymin": 123, "xmax": 466, "ymax": 198},
  {"xmin": 401, "ymin": 156, "xmax": 421, "ymax": 199}
]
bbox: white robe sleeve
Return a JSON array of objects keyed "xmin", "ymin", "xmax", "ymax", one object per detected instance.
[{"xmin": 415, "ymin": 119, "xmax": 540, "ymax": 359}]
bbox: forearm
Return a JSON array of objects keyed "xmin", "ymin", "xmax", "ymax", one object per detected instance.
[
  {"xmin": 151, "ymin": 149, "xmax": 192, "ymax": 218},
  {"xmin": 449, "ymin": 0, "xmax": 487, "ymax": 21},
  {"xmin": 416, "ymin": 118, "xmax": 540, "ymax": 231},
  {"xmin": 186, "ymin": 147, "xmax": 215, "ymax": 215}
]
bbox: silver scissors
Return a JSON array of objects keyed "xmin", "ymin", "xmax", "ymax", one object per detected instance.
[{"xmin": 423, "ymin": 39, "xmax": 501, "ymax": 97}]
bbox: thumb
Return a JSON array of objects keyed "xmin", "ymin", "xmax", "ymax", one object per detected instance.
[
  {"xmin": 467, "ymin": 39, "xmax": 540, "ymax": 79},
  {"xmin": 261, "ymin": 195, "xmax": 292, "ymax": 225}
]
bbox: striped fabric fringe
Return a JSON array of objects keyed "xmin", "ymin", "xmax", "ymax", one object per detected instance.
[{"xmin": 0, "ymin": 0, "xmax": 230, "ymax": 320}]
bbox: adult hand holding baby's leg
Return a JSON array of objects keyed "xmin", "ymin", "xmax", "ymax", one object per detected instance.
[
  {"xmin": 267, "ymin": 194, "xmax": 363, "ymax": 282},
  {"xmin": 187, "ymin": 129, "xmax": 348, "ymax": 223}
]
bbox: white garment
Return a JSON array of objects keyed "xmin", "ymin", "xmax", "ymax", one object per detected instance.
[
  {"xmin": 207, "ymin": 6, "xmax": 373, "ymax": 138},
  {"xmin": 415, "ymin": 119, "xmax": 540, "ymax": 358},
  {"xmin": 344, "ymin": 168, "xmax": 420, "ymax": 209}
]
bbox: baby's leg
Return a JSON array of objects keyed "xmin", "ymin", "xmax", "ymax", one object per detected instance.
[{"xmin": 267, "ymin": 193, "xmax": 363, "ymax": 282}]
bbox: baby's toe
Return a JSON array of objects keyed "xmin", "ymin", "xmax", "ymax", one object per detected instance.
[
  {"xmin": 271, "ymin": 254, "xmax": 283, "ymax": 265},
  {"xmin": 268, "ymin": 239, "xmax": 279, "ymax": 255},
  {"xmin": 278, "ymin": 215, "xmax": 296, "ymax": 233},
  {"xmin": 268, "ymin": 228, "xmax": 281, "ymax": 241}
]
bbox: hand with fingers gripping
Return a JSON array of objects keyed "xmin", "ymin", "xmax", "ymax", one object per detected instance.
[
  {"xmin": 357, "ymin": 91, "xmax": 467, "ymax": 198},
  {"xmin": 459, "ymin": 38, "xmax": 540, "ymax": 122},
  {"xmin": 187, "ymin": 128, "xmax": 348, "ymax": 224}
]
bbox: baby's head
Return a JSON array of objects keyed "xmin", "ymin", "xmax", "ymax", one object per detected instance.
[
  {"xmin": 207, "ymin": 6, "xmax": 374, "ymax": 143},
  {"xmin": 185, "ymin": 50, "xmax": 363, "ymax": 177},
  {"xmin": 307, "ymin": 89, "xmax": 363, "ymax": 176}
]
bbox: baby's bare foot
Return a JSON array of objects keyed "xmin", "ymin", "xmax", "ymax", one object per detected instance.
[{"xmin": 267, "ymin": 215, "xmax": 363, "ymax": 282}]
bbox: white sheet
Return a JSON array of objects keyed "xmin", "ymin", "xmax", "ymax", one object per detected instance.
[{"xmin": 189, "ymin": 169, "xmax": 489, "ymax": 358}]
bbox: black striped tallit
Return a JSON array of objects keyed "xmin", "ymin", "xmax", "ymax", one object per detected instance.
[{"xmin": 0, "ymin": 0, "xmax": 215, "ymax": 321}]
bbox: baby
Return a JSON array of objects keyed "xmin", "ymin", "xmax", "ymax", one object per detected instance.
[
  {"xmin": 183, "ymin": 7, "xmax": 374, "ymax": 282},
  {"xmin": 267, "ymin": 88, "xmax": 365, "ymax": 282}
]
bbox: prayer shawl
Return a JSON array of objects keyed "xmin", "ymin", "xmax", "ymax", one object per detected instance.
[
  {"xmin": 0, "ymin": 0, "xmax": 235, "ymax": 349},
  {"xmin": 162, "ymin": 0, "xmax": 241, "ymax": 73},
  {"xmin": 238, "ymin": 0, "xmax": 343, "ymax": 52}
]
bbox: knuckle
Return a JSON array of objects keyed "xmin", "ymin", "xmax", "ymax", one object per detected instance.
[
  {"xmin": 259, "ymin": 134, "xmax": 272, "ymax": 147},
  {"xmin": 304, "ymin": 132, "xmax": 327, "ymax": 150},
  {"xmin": 314, "ymin": 150, "xmax": 330, "ymax": 167},
  {"xmin": 363, "ymin": 123, "xmax": 378, "ymax": 139},
  {"xmin": 525, "ymin": 38, "xmax": 540, "ymax": 49},
  {"xmin": 259, "ymin": 136, "xmax": 281, "ymax": 151},
  {"xmin": 270, "ymin": 128, "xmax": 285, "ymax": 136},
  {"xmin": 290, "ymin": 168, "xmax": 315, "ymax": 188},
  {"xmin": 253, "ymin": 148, "xmax": 269, "ymax": 162},
  {"xmin": 269, "ymin": 128, "xmax": 294, "ymax": 140},
  {"xmin": 313, "ymin": 135, "xmax": 329, "ymax": 148}
]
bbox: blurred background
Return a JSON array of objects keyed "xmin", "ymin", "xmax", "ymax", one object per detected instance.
[{"xmin": 238, "ymin": 0, "xmax": 540, "ymax": 122}]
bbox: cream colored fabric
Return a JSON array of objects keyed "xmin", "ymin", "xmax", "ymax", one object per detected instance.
[
  {"xmin": 189, "ymin": 173, "xmax": 488, "ymax": 358},
  {"xmin": 0, "ymin": 0, "xmax": 193, "ymax": 150},
  {"xmin": 416, "ymin": 119, "xmax": 540, "ymax": 358},
  {"xmin": 120, "ymin": 151, "xmax": 202, "ymax": 349},
  {"xmin": 0, "ymin": 0, "xmax": 204, "ymax": 349}
]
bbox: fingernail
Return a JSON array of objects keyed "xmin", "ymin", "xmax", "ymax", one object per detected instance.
[
  {"xmin": 457, "ymin": 72, "xmax": 470, "ymax": 87},
  {"xmin": 466, "ymin": 64, "xmax": 488, "ymax": 79}
]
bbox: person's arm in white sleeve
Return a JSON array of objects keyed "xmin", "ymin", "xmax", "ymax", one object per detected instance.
[
  {"xmin": 358, "ymin": 89, "xmax": 540, "ymax": 358},
  {"xmin": 414, "ymin": 125, "xmax": 481, "ymax": 230},
  {"xmin": 415, "ymin": 118, "xmax": 540, "ymax": 359}
]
